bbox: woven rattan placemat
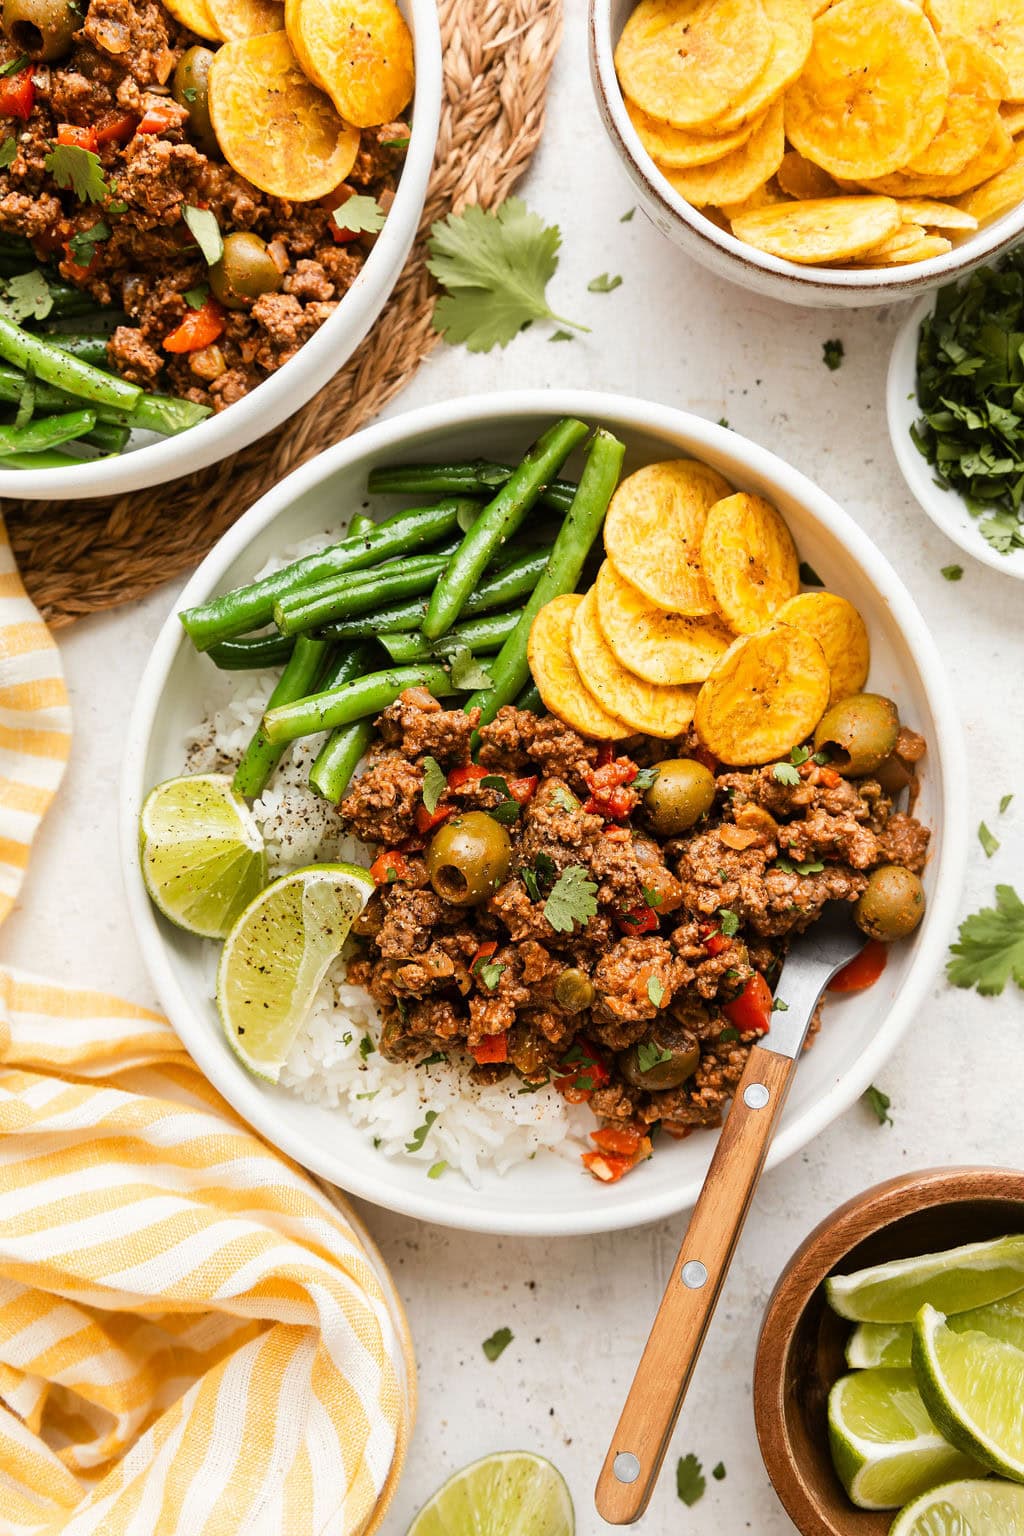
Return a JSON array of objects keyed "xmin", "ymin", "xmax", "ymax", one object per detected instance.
[{"xmin": 6, "ymin": 0, "xmax": 563, "ymax": 626}]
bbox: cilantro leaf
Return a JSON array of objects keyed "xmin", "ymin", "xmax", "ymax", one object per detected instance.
[
  {"xmin": 773, "ymin": 762, "xmax": 801, "ymax": 785},
  {"xmin": 712, "ymin": 1462, "xmax": 726, "ymax": 1481},
  {"xmin": 718, "ymin": 909, "xmax": 740, "ymax": 936},
  {"xmin": 646, "ymin": 975, "xmax": 665, "ymax": 1008},
  {"xmin": 0, "ymin": 270, "xmax": 52, "ymax": 324},
  {"xmin": 332, "ymin": 193, "xmax": 386, "ymax": 234},
  {"xmin": 67, "ymin": 218, "xmax": 109, "ymax": 266},
  {"xmin": 772, "ymin": 997, "xmax": 789, "ymax": 1013},
  {"xmin": 1000, "ymin": 793, "xmax": 1014, "ymax": 814},
  {"xmin": 45, "ymin": 143, "xmax": 108, "ymax": 203},
  {"xmin": 642, "ymin": 885, "xmax": 663, "ymax": 909},
  {"xmin": 522, "ymin": 851, "xmax": 556, "ymax": 902},
  {"xmin": 718, "ymin": 1026, "xmax": 740, "ymax": 1044},
  {"xmin": 551, "ymin": 785, "xmax": 579, "ymax": 812},
  {"xmin": 0, "ymin": 137, "xmax": 16, "ymax": 168},
  {"xmin": 864, "ymin": 1084, "xmax": 893, "ymax": 1126},
  {"xmin": 359, "ymin": 1034, "xmax": 375, "ymax": 1059},
  {"xmin": 474, "ymin": 956, "xmax": 505, "ymax": 990},
  {"xmin": 427, "ymin": 198, "xmax": 586, "ymax": 352},
  {"xmin": 182, "ymin": 204, "xmax": 223, "ymax": 265},
  {"xmin": 421, "ymin": 754, "xmax": 447, "ymax": 815},
  {"xmin": 941, "ymin": 563, "xmax": 964, "ymax": 581},
  {"xmin": 0, "ymin": 55, "xmax": 28, "ymax": 77},
  {"xmin": 427, "ymin": 1160, "xmax": 447, "ymax": 1179},
  {"xmin": 184, "ymin": 284, "xmax": 208, "ymax": 309},
  {"xmin": 947, "ymin": 885, "xmax": 1024, "ymax": 995},
  {"xmin": 775, "ymin": 855, "xmax": 825, "ymax": 876},
  {"xmin": 676, "ymin": 1453, "xmax": 706, "ymax": 1507},
  {"xmin": 632, "ymin": 765, "xmax": 658, "ymax": 791},
  {"xmin": 620, "ymin": 207, "xmax": 635, "ymax": 222},
  {"xmin": 448, "ymin": 645, "xmax": 492, "ymax": 690},
  {"xmin": 588, "ymin": 272, "xmax": 622, "ymax": 293},
  {"xmin": 548, "ymin": 328, "xmax": 574, "ymax": 342},
  {"xmin": 823, "ymin": 337, "xmax": 844, "ymax": 370},
  {"xmin": 543, "ymin": 864, "xmax": 598, "ymax": 934},
  {"xmin": 979, "ymin": 821, "xmax": 1000, "ymax": 858},
  {"xmin": 405, "ymin": 1109, "xmax": 439, "ymax": 1153},
  {"xmin": 637, "ymin": 1040, "xmax": 672, "ymax": 1072},
  {"xmin": 482, "ymin": 1326, "xmax": 513, "ymax": 1361}
]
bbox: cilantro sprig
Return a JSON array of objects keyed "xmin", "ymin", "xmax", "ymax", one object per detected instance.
[
  {"xmin": 543, "ymin": 864, "xmax": 598, "ymax": 934},
  {"xmin": 947, "ymin": 885, "xmax": 1024, "ymax": 995},
  {"xmin": 45, "ymin": 143, "xmax": 108, "ymax": 203},
  {"xmin": 676, "ymin": 1454, "xmax": 706, "ymax": 1507}
]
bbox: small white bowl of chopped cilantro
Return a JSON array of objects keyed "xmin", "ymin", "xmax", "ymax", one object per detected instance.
[{"xmin": 888, "ymin": 260, "xmax": 1024, "ymax": 580}]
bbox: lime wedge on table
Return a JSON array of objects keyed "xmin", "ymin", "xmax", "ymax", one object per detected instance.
[
  {"xmin": 912, "ymin": 1302, "xmax": 1024, "ymax": 1480},
  {"xmin": 847, "ymin": 1289, "xmax": 1024, "ymax": 1369},
  {"xmin": 827, "ymin": 1368, "xmax": 981, "ymax": 1510},
  {"xmin": 890, "ymin": 1479, "xmax": 1024, "ymax": 1535},
  {"xmin": 826, "ymin": 1235, "xmax": 1024, "ymax": 1322},
  {"xmin": 140, "ymin": 773, "xmax": 266, "ymax": 939},
  {"xmin": 406, "ymin": 1452, "xmax": 573, "ymax": 1536},
  {"xmin": 217, "ymin": 863, "xmax": 372, "ymax": 1083}
]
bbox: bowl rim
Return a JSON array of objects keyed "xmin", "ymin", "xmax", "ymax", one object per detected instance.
[
  {"xmin": 588, "ymin": 0, "xmax": 1024, "ymax": 296},
  {"xmin": 0, "ymin": 0, "xmax": 443, "ymax": 503},
  {"xmin": 754, "ymin": 1165, "xmax": 1024, "ymax": 1536},
  {"xmin": 887, "ymin": 293, "xmax": 1024, "ymax": 580},
  {"xmin": 119, "ymin": 388, "xmax": 969, "ymax": 1236}
]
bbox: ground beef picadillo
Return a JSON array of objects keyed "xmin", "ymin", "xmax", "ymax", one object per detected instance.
[
  {"xmin": 341, "ymin": 690, "xmax": 931, "ymax": 1173},
  {"xmin": 0, "ymin": 5, "xmax": 405, "ymax": 409}
]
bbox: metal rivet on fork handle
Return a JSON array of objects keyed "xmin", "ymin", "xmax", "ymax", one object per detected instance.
[
  {"xmin": 680, "ymin": 1260, "xmax": 707, "ymax": 1289},
  {"xmin": 743, "ymin": 1082, "xmax": 770, "ymax": 1110},
  {"xmin": 613, "ymin": 1453, "xmax": 641, "ymax": 1484}
]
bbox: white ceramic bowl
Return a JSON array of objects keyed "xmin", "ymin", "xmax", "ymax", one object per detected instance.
[
  {"xmin": 0, "ymin": 0, "xmax": 442, "ymax": 502},
  {"xmin": 888, "ymin": 294, "xmax": 1024, "ymax": 579},
  {"xmin": 589, "ymin": 0, "xmax": 1024, "ymax": 309},
  {"xmin": 120, "ymin": 390, "xmax": 968, "ymax": 1236}
]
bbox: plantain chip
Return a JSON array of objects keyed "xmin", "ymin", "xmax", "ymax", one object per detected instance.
[
  {"xmin": 777, "ymin": 149, "xmax": 840, "ymax": 198},
  {"xmin": 956, "ymin": 139, "xmax": 1024, "ymax": 218},
  {"xmin": 695, "ymin": 624, "xmax": 831, "ymax": 765},
  {"xmin": 926, "ymin": 0, "xmax": 1024, "ymax": 100},
  {"xmin": 614, "ymin": 0, "xmax": 773, "ymax": 130},
  {"xmin": 860, "ymin": 119, "xmax": 1014, "ymax": 196},
  {"xmin": 604, "ymin": 459, "xmax": 733, "ymax": 615},
  {"xmin": 785, "ymin": 0, "xmax": 949, "ymax": 180},
  {"xmin": 852, "ymin": 226, "xmax": 953, "ymax": 262},
  {"xmin": 700, "ymin": 492, "xmax": 799, "ymax": 633},
  {"xmin": 704, "ymin": 0, "xmax": 813, "ymax": 132},
  {"xmin": 163, "ymin": 0, "xmax": 221, "ymax": 39},
  {"xmin": 719, "ymin": 176, "xmax": 788, "ymax": 219},
  {"xmin": 527, "ymin": 596, "xmax": 628, "ymax": 741},
  {"xmin": 895, "ymin": 196, "xmax": 979, "ymax": 229},
  {"xmin": 730, "ymin": 194, "xmax": 900, "ymax": 261},
  {"xmin": 570, "ymin": 589, "xmax": 699, "ymax": 738},
  {"xmin": 207, "ymin": 0, "xmax": 282, "ymax": 37},
  {"xmin": 905, "ymin": 36, "xmax": 1006, "ymax": 176},
  {"xmin": 594, "ymin": 559, "xmax": 735, "ymax": 686},
  {"xmin": 209, "ymin": 31, "xmax": 360, "ymax": 199},
  {"xmin": 1000, "ymin": 102, "xmax": 1024, "ymax": 134},
  {"xmin": 626, "ymin": 98, "xmax": 758, "ymax": 169},
  {"xmin": 773, "ymin": 591, "xmax": 869, "ymax": 703},
  {"xmin": 285, "ymin": 0, "xmax": 414, "ymax": 128},
  {"xmin": 664, "ymin": 98, "xmax": 786, "ymax": 207}
]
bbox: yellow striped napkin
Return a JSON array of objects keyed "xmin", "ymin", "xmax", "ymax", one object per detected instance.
[{"xmin": 0, "ymin": 518, "xmax": 415, "ymax": 1536}]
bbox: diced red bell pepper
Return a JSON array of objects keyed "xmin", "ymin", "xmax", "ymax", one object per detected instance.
[
  {"xmin": 704, "ymin": 931, "xmax": 729, "ymax": 956},
  {"xmin": 0, "ymin": 68, "xmax": 34, "ymax": 121},
  {"xmin": 369, "ymin": 850, "xmax": 411, "ymax": 886},
  {"xmin": 591, "ymin": 1125, "xmax": 644, "ymax": 1156},
  {"xmin": 62, "ymin": 240, "xmax": 95, "ymax": 283},
  {"xmin": 414, "ymin": 801, "xmax": 454, "ymax": 835},
  {"xmin": 447, "ymin": 763, "xmax": 488, "ymax": 790},
  {"xmin": 723, "ymin": 972, "xmax": 773, "ymax": 1034},
  {"xmin": 57, "ymin": 122, "xmax": 98, "ymax": 152},
  {"xmin": 322, "ymin": 182, "xmax": 360, "ymax": 243},
  {"xmin": 617, "ymin": 903, "xmax": 659, "ymax": 935},
  {"xmin": 582, "ymin": 1151, "xmax": 634, "ymax": 1183},
  {"xmin": 818, "ymin": 766, "xmax": 842, "ymax": 789},
  {"xmin": 162, "ymin": 296, "xmax": 225, "ymax": 353},
  {"xmin": 95, "ymin": 113, "xmax": 138, "ymax": 144},
  {"xmin": 554, "ymin": 1036, "xmax": 610, "ymax": 1101},
  {"xmin": 584, "ymin": 756, "xmax": 639, "ymax": 820},
  {"xmin": 829, "ymin": 939, "xmax": 887, "ymax": 993},
  {"xmin": 471, "ymin": 1032, "xmax": 508, "ymax": 1065},
  {"xmin": 471, "ymin": 940, "xmax": 498, "ymax": 972},
  {"xmin": 137, "ymin": 103, "xmax": 178, "ymax": 134},
  {"xmin": 507, "ymin": 774, "xmax": 538, "ymax": 804}
]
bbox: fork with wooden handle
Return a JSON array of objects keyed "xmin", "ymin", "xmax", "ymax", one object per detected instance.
[{"xmin": 594, "ymin": 903, "xmax": 866, "ymax": 1524}]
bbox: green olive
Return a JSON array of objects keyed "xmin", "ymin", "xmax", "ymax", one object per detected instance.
[
  {"xmin": 3, "ymin": 0, "xmax": 78, "ymax": 59},
  {"xmin": 208, "ymin": 231, "xmax": 283, "ymax": 310},
  {"xmin": 620, "ymin": 1025, "xmax": 701, "ymax": 1090},
  {"xmin": 554, "ymin": 967, "xmax": 595, "ymax": 1013},
  {"xmin": 172, "ymin": 46, "xmax": 218, "ymax": 156},
  {"xmin": 855, "ymin": 864, "xmax": 926, "ymax": 941},
  {"xmin": 814, "ymin": 693, "xmax": 900, "ymax": 778},
  {"xmin": 643, "ymin": 759, "xmax": 716, "ymax": 836},
  {"xmin": 425, "ymin": 811, "xmax": 511, "ymax": 906}
]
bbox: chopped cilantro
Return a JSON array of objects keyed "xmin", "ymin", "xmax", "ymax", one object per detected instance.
[
  {"xmin": 427, "ymin": 1160, "xmax": 447, "ymax": 1179},
  {"xmin": 332, "ymin": 193, "xmax": 386, "ymax": 235},
  {"xmin": 381, "ymin": 135, "xmax": 410, "ymax": 149},
  {"xmin": 521, "ymin": 851, "xmax": 556, "ymax": 902},
  {"xmin": 773, "ymin": 762, "xmax": 801, "ymax": 786},
  {"xmin": 775, "ymin": 855, "xmax": 825, "ymax": 876},
  {"xmin": 646, "ymin": 975, "xmax": 666, "ymax": 1008},
  {"xmin": 676, "ymin": 1453, "xmax": 706, "ymax": 1506},
  {"xmin": 182, "ymin": 85, "xmax": 198, "ymax": 101},
  {"xmin": 620, "ymin": 207, "xmax": 635, "ymax": 222},
  {"xmin": 712, "ymin": 1462, "xmax": 726, "ymax": 1481},
  {"xmin": 637, "ymin": 1039, "xmax": 672, "ymax": 1072},
  {"xmin": 0, "ymin": 270, "xmax": 52, "ymax": 324},
  {"xmin": 106, "ymin": 199, "xmax": 128, "ymax": 214},
  {"xmin": 979, "ymin": 821, "xmax": 1000, "ymax": 858},
  {"xmin": 421, "ymin": 754, "xmax": 447, "ymax": 814},
  {"xmin": 548, "ymin": 328, "xmax": 574, "ymax": 342},
  {"xmin": 718, "ymin": 1027, "xmax": 741, "ymax": 1044},
  {"xmin": 0, "ymin": 55, "xmax": 28, "ymax": 77},
  {"xmin": 632, "ymin": 765, "xmax": 658, "ymax": 791},
  {"xmin": 448, "ymin": 645, "xmax": 492, "ymax": 690},
  {"xmin": 799, "ymin": 560, "xmax": 824, "ymax": 587},
  {"xmin": 947, "ymin": 885, "xmax": 1024, "ymax": 995},
  {"xmin": 359, "ymin": 1035, "xmax": 375, "ymax": 1059},
  {"xmin": 0, "ymin": 137, "xmax": 16, "ymax": 168},
  {"xmin": 941, "ymin": 563, "xmax": 964, "ymax": 581},
  {"xmin": 482, "ymin": 1326, "xmax": 513, "ymax": 1362},
  {"xmin": 474, "ymin": 956, "xmax": 505, "ymax": 990},
  {"xmin": 823, "ymin": 337, "xmax": 844, "ymax": 370},
  {"xmin": 45, "ymin": 143, "xmax": 108, "ymax": 203},
  {"xmin": 790, "ymin": 745, "xmax": 811, "ymax": 765},
  {"xmin": 183, "ymin": 284, "xmax": 209, "ymax": 309},
  {"xmin": 588, "ymin": 272, "xmax": 622, "ymax": 293},
  {"xmin": 864, "ymin": 1084, "xmax": 893, "ymax": 1126},
  {"xmin": 405, "ymin": 1110, "xmax": 439, "ymax": 1153},
  {"xmin": 718, "ymin": 908, "xmax": 740, "ymax": 936},
  {"xmin": 551, "ymin": 785, "xmax": 579, "ymax": 812},
  {"xmin": 642, "ymin": 885, "xmax": 663, "ymax": 909},
  {"xmin": 182, "ymin": 204, "xmax": 223, "ymax": 265},
  {"xmin": 772, "ymin": 998, "xmax": 789, "ymax": 1012},
  {"xmin": 1000, "ymin": 793, "xmax": 1014, "ymax": 814},
  {"xmin": 67, "ymin": 218, "xmax": 110, "ymax": 265},
  {"xmin": 355, "ymin": 1089, "xmax": 379, "ymax": 1100},
  {"xmin": 479, "ymin": 773, "xmax": 521, "ymax": 825},
  {"xmin": 418, "ymin": 1051, "xmax": 447, "ymax": 1067},
  {"xmin": 543, "ymin": 864, "xmax": 598, "ymax": 934}
]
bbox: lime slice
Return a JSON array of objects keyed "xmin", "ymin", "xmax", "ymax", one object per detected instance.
[
  {"xmin": 846, "ymin": 1322, "xmax": 914, "ymax": 1370},
  {"xmin": 141, "ymin": 773, "xmax": 267, "ymax": 939},
  {"xmin": 889, "ymin": 1479, "xmax": 1024, "ymax": 1535},
  {"xmin": 912, "ymin": 1302, "xmax": 1024, "ymax": 1480},
  {"xmin": 217, "ymin": 863, "xmax": 372, "ymax": 1082},
  {"xmin": 827, "ymin": 1368, "xmax": 981, "ymax": 1510},
  {"xmin": 826, "ymin": 1236, "xmax": 1024, "ymax": 1323},
  {"xmin": 406, "ymin": 1452, "xmax": 573, "ymax": 1536}
]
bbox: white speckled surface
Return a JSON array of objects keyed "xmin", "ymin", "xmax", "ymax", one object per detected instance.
[{"xmin": 4, "ymin": 4, "xmax": 1023, "ymax": 1530}]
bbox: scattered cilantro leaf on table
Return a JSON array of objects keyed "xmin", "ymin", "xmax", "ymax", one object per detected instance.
[
  {"xmin": 864, "ymin": 1085, "xmax": 893, "ymax": 1126},
  {"xmin": 426, "ymin": 198, "xmax": 586, "ymax": 351},
  {"xmin": 1000, "ymin": 793, "xmax": 1014, "ymax": 814},
  {"xmin": 947, "ymin": 885, "xmax": 1024, "ymax": 995},
  {"xmin": 182, "ymin": 204, "xmax": 223, "ymax": 265},
  {"xmin": 0, "ymin": 270, "xmax": 52, "ymax": 323},
  {"xmin": 979, "ymin": 821, "xmax": 1000, "ymax": 858},
  {"xmin": 620, "ymin": 207, "xmax": 635, "ymax": 222},
  {"xmin": 712, "ymin": 1461, "xmax": 726, "ymax": 1481},
  {"xmin": 548, "ymin": 328, "xmax": 574, "ymax": 342},
  {"xmin": 823, "ymin": 338, "xmax": 844, "ymax": 370},
  {"xmin": 588, "ymin": 272, "xmax": 622, "ymax": 293},
  {"xmin": 543, "ymin": 864, "xmax": 598, "ymax": 934},
  {"xmin": 332, "ymin": 193, "xmax": 386, "ymax": 234},
  {"xmin": 421, "ymin": 755, "xmax": 447, "ymax": 815},
  {"xmin": 676, "ymin": 1453, "xmax": 706, "ymax": 1506},
  {"xmin": 45, "ymin": 143, "xmax": 108, "ymax": 203},
  {"xmin": 482, "ymin": 1326, "xmax": 513, "ymax": 1361},
  {"xmin": 0, "ymin": 137, "xmax": 16, "ymax": 168},
  {"xmin": 405, "ymin": 1110, "xmax": 438, "ymax": 1153},
  {"xmin": 941, "ymin": 563, "xmax": 964, "ymax": 580}
]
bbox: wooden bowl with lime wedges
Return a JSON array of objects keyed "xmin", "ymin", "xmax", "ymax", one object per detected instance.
[{"xmin": 754, "ymin": 1166, "xmax": 1024, "ymax": 1536}]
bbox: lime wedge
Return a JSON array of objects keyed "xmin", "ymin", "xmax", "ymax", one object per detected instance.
[
  {"xmin": 826, "ymin": 1236, "xmax": 1024, "ymax": 1323},
  {"xmin": 846, "ymin": 1323, "xmax": 914, "ymax": 1370},
  {"xmin": 406, "ymin": 1452, "xmax": 573, "ymax": 1536},
  {"xmin": 140, "ymin": 773, "xmax": 267, "ymax": 939},
  {"xmin": 890, "ymin": 1479, "xmax": 1024, "ymax": 1535},
  {"xmin": 912, "ymin": 1302, "xmax": 1024, "ymax": 1481},
  {"xmin": 217, "ymin": 863, "xmax": 372, "ymax": 1082},
  {"xmin": 827, "ymin": 1368, "xmax": 981, "ymax": 1510}
]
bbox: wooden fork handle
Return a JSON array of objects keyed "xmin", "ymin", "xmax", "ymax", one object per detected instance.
[{"xmin": 595, "ymin": 1043, "xmax": 798, "ymax": 1525}]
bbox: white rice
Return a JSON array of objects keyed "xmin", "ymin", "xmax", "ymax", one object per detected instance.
[{"xmin": 185, "ymin": 538, "xmax": 587, "ymax": 1186}]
